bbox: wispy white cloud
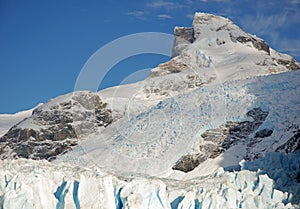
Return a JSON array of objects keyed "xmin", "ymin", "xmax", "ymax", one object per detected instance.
[
  {"xmin": 126, "ymin": 11, "xmax": 146, "ymax": 20},
  {"xmin": 157, "ymin": 14, "xmax": 173, "ymax": 19},
  {"xmin": 289, "ymin": 0, "xmax": 300, "ymax": 4},
  {"xmin": 186, "ymin": 14, "xmax": 194, "ymax": 20},
  {"xmin": 240, "ymin": 13, "xmax": 289, "ymax": 34},
  {"xmin": 188, "ymin": 0, "xmax": 230, "ymax": 3},
  {"xmin": 143, "ymin": 0, "xmax": 299, "ymax": 60},
  {"xmin": 277, "ymin": 38, "xmax": 300, "ymax": 60},
  {"xmin": 147, "ymin": 1, "xmax": 185, "ymax": 10},
  {"xmin": 237, "ymin": 1, "xmax": 300, "ymax": 60}
]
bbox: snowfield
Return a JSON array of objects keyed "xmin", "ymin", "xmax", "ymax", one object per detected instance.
[{"xmin": 58, "ymin": 70, "xmax": 300, "ymax": 179}]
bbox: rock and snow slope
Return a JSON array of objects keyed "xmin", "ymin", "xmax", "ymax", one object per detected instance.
[
  {"xmin": 0, "ymin": 107, "xmax": 37, "ymax": 137},
  {"xmin": 0, "ymin": 12, "xmax": 300, "ymax": 208},
  {"xmin": 1, "ymin": 12, "xmax": 299, "ymax": 164},
  {"xmin": 58, "ymin": 70, "xmax": 300, "ymax": 178},
  {"xmin": 0, "ymin": 92, "xmax": 113, "ymax": 160}
]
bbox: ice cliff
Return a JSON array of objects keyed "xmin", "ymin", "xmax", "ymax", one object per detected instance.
[{"xmin": 0, "ymin": 151, "xmax": 299, "ymax": 208}]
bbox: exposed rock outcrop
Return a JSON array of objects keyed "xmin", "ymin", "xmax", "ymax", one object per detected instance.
[
  {"xmin": 0, "ymin": 92, "xmax": 112, "ymax": 160},
  {"xmin": 254, "ymin": 128, "xmax": 273, "ymax": 138},
  {"xmin": 172, "ymin": 27, "xmax": 195, "ymax": 57},
  {"xmin": 172, "ymin": 153, "xmax": 206, "ymax": 173},
  {"xmin": 150, "ymin": 12, "xmax": 298, "ymax": 79},
  {"xmin": 173, "ymin": 108, "xmax": 270, "ymax": 173},
  {"xmin": 230, "ymin": 34, "xmax": 270, "ymax": 54},
  {"xmin": 276, "ymin": 129, "xmax": 300, "ymax": 153},
  {"xmin": 275, "ymin": 58, "xmax": 300, "ymax": 70}
]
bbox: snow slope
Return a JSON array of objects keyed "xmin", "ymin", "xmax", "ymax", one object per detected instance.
[
  {"xmin": 58, "ymin": 70, "xmax": 300, "ymax": 178},
  {"xmin": 0, "ymin": 107, "xmax": 37, "ymax": 137},
  {"xmin": 55, "ymin": 13, "xmax": 299, "ymax": 178}
]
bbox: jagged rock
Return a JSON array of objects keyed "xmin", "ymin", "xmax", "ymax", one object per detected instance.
[
  {"xmin": 275, "ymin": 58, "xmax": 300, "ymax": 70},
  {"xmin": 149, "ymin": 12, "xmax": 298, "ymax": 81},
  {"xmin": 149, "ymin": 57, "xmax": 189, "ymax": 77},
  {"xmin": 246, "ymin": 107, "xmax": 269, "ymax": 121},
  {"xmin": 172, "ymin": 27, "xmax": 194, "ymax": 57},
  {"xmin": 222, "ymin": 108, "xmax": 268, "ymax": 149},
  {"xmin": 255, "ymin": 129, "xmax": 273, "ymax": 138},
  {"xmin": 0, "ymin": 91, "xmax": 113, "ymax": 160},
  {"xmin": 193, "ymin": 12, "xmax": 270, "ymax": 54},
  {"xmin": 173, "ymin": 108, "xmax": 270, "ymax": 172},
  {"xmin": 172, "ymin": 153, "xmax": 206, "ymax": 173},
  {"xmin": 276, "ymin": 129, "xmax": 300, "ymax": 153},
  {"xmin": 174, "ymin": 27, "xmax": 194, "ymax": 43},
  {"xmin": 230, "ymin": 34, "xmax": 270, "ymax": 54}
]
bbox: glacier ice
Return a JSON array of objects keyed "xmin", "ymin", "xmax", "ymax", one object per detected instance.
[
  {"xmin": 57, "ymin": 69, "xmax": 300, "ymax": 177},
  {"xmin": 241, "ymin": 150, "xmax": 300, "ymax": 204},
  {"xmin": 0, "ymin": 150, "xmax": 299, "ymax": 208}
]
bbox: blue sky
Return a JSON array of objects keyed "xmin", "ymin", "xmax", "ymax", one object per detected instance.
[{"xmin": 0, "ymin": 0, "xmax": 299, "ymax": 113}]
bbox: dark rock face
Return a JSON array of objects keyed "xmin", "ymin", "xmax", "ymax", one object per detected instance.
[
  {"xmin": 255, "ymin": 129, "xmax": 273, "ymax": 138},
  {"xmin": 199, "ymin": 108, "xmax": 270, "ymax": 160},
  {"xmin": 216, "ymin": 38, "xmax": 226, "ymax": 46},
  {"xmin": 172, "ymin": 27, "xmax": 195, "ymax": 57},
  {"xmin": 198, "ymin": 121, "xmax": 238, "ymax": 159},
  {"xmin": 172, "ymin": 153, "xmax": 206, "ymax": 173},
  {"xmin": 275, "ymin": 58, "xmax": 300, "ymax": 70},
  {"xmin": 173, "ymin": 104, "xmax": 300, "ymax": 173},
  {"xmin": 173, "ymin": 108, "xmax": 270, "ymax": 173},
  {"xmin": 230, "ymin": 33, "xmax": 270, "ymax": 55},
  {"xmin": 222, "ymin": 108, "xmax": 269, "ymax": 150},
  {"xmin": 276, "ymin": 129, "xmax": 300, "ymax": 153},
  {"xmin": 0, "ymin": 92, "xmax": 113, "ymax": 160},
  {"xmin": 174, "ymin": 27, "xmax": 195, "ymax": 43}
]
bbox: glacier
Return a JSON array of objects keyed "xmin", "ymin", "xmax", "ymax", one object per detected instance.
[
  {"xmin": 0, "ymin": 151, "xmax": 299, "ymax": 208},
  {"xmin": 58, "ymin": 70, "xmax": 300, "ymax": 178}
]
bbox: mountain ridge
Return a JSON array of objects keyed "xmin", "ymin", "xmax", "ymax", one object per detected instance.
[
  {"xmin": 0, "ymin": 12, "xmax": 299, "ymax": 208},
  {"xmin": 0, "ymin": 13, "xmax": 298, "ymax": 164}
]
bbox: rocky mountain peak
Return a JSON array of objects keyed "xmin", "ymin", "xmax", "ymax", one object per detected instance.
[
  {"xmin": 172, "ymin": 27, "xmax": 195, "ymax": 57},
  {"xmin": 192, "ymin": 12, "xmax": 233, "ymax": 38},
  {"xmin": 192, "ymin": 12, "xmax": 270, "ymax": 53},
  {"xmin": 173, "ymin": 12, "xmax": 270, "ymax": 55},
  {"xmin": 151, "ymin": 12, "xmax": 299, "ymax": 79}
]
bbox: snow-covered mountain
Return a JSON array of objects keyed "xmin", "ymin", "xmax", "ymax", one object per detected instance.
[{"xmin": 0, "ymin": 12, "xmax": 299, "ymax": 208}]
